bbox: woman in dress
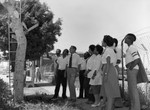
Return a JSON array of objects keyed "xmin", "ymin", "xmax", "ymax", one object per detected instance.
[
  {"xmin": 89, "ymin": 44, "xmax": 103, "ymax": 107},
  {"xmin": 124, "ymin": 33, "xmax": 141, "ymax": 110},
  {"xmin": 101, "ymin": 35, "xmax": 120, "ymax": 110}
]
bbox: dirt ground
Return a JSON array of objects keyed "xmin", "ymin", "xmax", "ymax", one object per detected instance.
[{"xmin": 24, "ymin": 84, "xmax": 129, "ymax": 110}]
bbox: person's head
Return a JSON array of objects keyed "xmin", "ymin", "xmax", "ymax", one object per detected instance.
[
  {"xmin": 94, "ymin": 44, "xmax": 103, "ymax": 55},
  {"xmin": 62, "ymin": 49, "xmax": 69, "ymax": 56},
  {"xmin": 69, "ymin": 45, "xmax": 77, "ymax": 54},
  {"xmin": 102, "ymin": 35, "xmax": 114, "ymax": 47},
  {"xmin": 113, "ymin": 38, "xmax": 118, "ymax": 47},
  {"xmin": 88, "ymin": 44, "xmax": 95, "ymax": 55},
  {"xmin": 83, "ymin": 51, "xmax": 91, "ymax": 59},
  {"xmin": 56, "ymin": 49, "xmax": 61, "ymax": 56},
  {"xmin": 125, "ymin": 33, "xmax": 136, "ymax": 46}
]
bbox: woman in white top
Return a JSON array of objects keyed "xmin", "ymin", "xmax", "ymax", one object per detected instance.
[
  {"xmin": 89, "ymin": 44, "xmax": 103, "ymax": 107},
  {"xmin": 124, "ymin": 33, "xmax": 141, "ymax": 110},
  {"xmin": 101, "ymin": 35, "xmax": 120, "ymax": 110}
]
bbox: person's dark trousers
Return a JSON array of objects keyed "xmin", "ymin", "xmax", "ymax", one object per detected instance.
[
  {"xmin": 84, "ymin": 77, "xmax": 94, "ymax": 102},
  {"xmin": 84, "ymin": 77, "xmax": 90, "ymax": 98},
  {"xmin": 54, "ymin": 70, "xmax": 67, "ymax": 98},
  {"xmin": 78, "ymin": 70, "xmax": 85, "ymax": 98}
]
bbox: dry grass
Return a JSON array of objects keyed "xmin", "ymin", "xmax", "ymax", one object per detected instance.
[{"xmin": 13, "ymin": 102, "xmax": 81, "ymax": 110}]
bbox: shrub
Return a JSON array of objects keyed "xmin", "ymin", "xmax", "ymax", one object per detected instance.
[
  {"xmin": 0, "ymin": 78, "xmax": 14, "ymax": 109},
  {"xmin": 137, "ymin": 83, "xmax": 150, "ymax": 108}
]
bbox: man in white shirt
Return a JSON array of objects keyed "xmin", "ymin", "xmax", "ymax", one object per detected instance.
[
  {"xmin": 46, "ymin": 49, "xmax": 61, "ymax": 84},
  {"xmin": 51, "ymin": 49, "xmax": 69, "ymax": 100},
  {"xmin": 67, "ymin": 46, "xmax": 81, "ymax": 102}
]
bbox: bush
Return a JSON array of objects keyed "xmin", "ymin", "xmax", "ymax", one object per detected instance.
[
  {"xmin": 0, "ymin": 79, "xmax": 10, "ymax": 106},
  {"xmin": 0, "ymin": 78, "xmax": 15, "ymax": 109},
  {"xmin": 137, "ymin": 83, "xmax": 150, "ymax": 108}
]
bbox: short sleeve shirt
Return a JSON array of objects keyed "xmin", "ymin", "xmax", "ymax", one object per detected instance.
[
  {"xmin": 125, "ymin": 45, "xmax": 140, "ymax": 69},
  {"xmin": 86, "ymin": 54, "xmax": 96, "ymax": 70},
  {"xmin": 52, "ymin": 55, "xmax": 59, "ymax": 69},
  {"xmin": 57, "ymin": 56, "xmax": 68, "ymax": 70},
  {"xmin": 80, "ymin": 58, "xmax": 86, "ymax": 70},
  {"xmin": 102, "ymin": 47, "xmax": 117, "ymax": 65},
  {"xmin": 66, "ymin": 53, "xmax": 81, "ymax": 68},
  {"xmin": 89, "ymin": 55, "xmax": 103, "ymax": 85},
  {"xmin": 116, "ymin": 47, "xmax": 121, "ymax": 61}
]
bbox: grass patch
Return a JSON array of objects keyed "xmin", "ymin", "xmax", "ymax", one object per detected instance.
[{"xmin": 23, "ymin": 94, "xmax": 81, "ymax": 110}]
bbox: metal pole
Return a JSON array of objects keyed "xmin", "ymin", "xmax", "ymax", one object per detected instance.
[
  {"xmin": 20, "ymin": 0, "xmax": 21, "ymax": 20},
  {"xmin": 8, "ymin": 16, "xmax": 11, "ymax": 90},
  {"xmin": 121, "ymin": 36, "xmax": 127, "ymax": 101}
]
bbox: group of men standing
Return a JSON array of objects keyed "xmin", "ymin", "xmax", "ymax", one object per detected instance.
[
  {"xmin": 46, "ymin": 33, "xmax": 148, "ymax": 110},
  {"xmin": 49, "ymin": 41, "xmax": 121, "ymax": 103},
  {"xmin": 50, "ymin": 36, "xmax": 150, "ymax": 110},
  {"xmin": 50, "ymin": 46, "xmax": 81, "ymax": 102}
]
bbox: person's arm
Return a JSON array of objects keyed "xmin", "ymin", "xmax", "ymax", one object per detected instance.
[
  {"xmin": 78, "ymin": 64, "xmax": 81, "ymax": 72},
  {"xmin": 129, "ymin": 58, "xmax": 140, "ymax": 70},
  {"xmin": 64, "ymin": 56, "xmax": 69, "ymax": 78},
  {"xmin": 116, "ymin": 48, "xmax": 121, "ymax": 64},
  {"xmin": 46, "ymin": 52, "xmax": 52, "ymax": 60},
  {"xmin": 77, "ymin": 55, "xmax": 81, "ymax": 73},
  {"xmin": 103, "ymin": 56, "xmax": 111, "ymax": 81},
  {"xmin": 64, "ymin": 64, "xmax": 68, "ymax": 78},
  {"xmin": 91, "ymin": 57, "xmax": 101, "ymax": 79},
  {"xmin": 92, "ymin": 70, "xmax": 96, "ymax": 79},
  {"xmin": 55, "ymin": 59, "xmax": 59, "ymax": 76},
  {"xmin": 128, "ymin": 47, "xmax": 140, "ymax": 70},
  {"xmin": 126, "ymin": 62, "xmax": 131, "ymax": 69},
  {"xmin": 84, "ymin": 69, "xmax": 91, "ymax": 76}
]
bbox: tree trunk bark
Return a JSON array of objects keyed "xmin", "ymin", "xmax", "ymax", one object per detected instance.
[
  {"xmin": 3, "ymin": 0, "xmax": 27, "ymax": 103},
  {"xmin": 31, "ymin": 61, "xmax": 35, "ymax": 82},
  {"xmin": 40, "ymin": 56, "xmax": 43, "ymax": 80}
]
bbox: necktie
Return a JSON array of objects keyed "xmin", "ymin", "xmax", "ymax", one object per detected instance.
[{"xmin": 69, "ymin": 54, "xmax": 72, "ymax": 68}]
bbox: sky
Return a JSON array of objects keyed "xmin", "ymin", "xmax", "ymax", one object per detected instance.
[{"xmin": 40, "ymin": 0, "xmax": 150, "ymax": 53}]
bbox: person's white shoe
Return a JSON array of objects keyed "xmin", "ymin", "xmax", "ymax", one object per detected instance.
[{"xmin": 91, "ymin": 102, "xmax": 101, "ymax": 107}]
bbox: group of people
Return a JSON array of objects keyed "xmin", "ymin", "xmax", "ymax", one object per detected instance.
[{"xmin": 49, "ymin": 33, "xmax": 148, "ymax": 110}]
